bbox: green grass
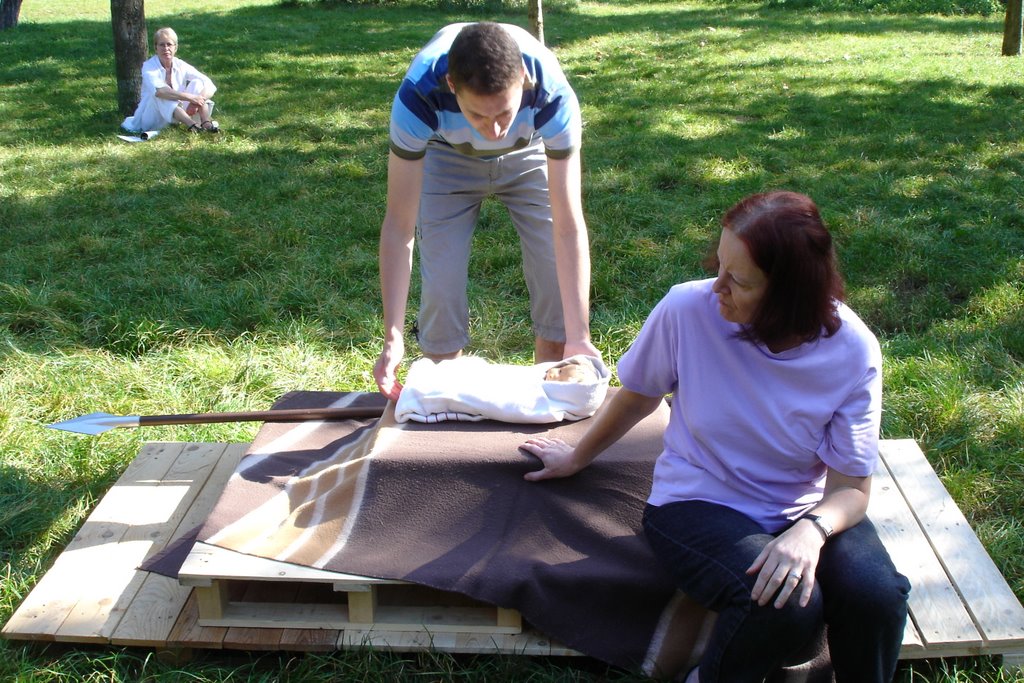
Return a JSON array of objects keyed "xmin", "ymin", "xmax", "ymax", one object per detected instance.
[{"xmin": 2, "ymin": 0, "xmax": 1024, "ymax": 680}]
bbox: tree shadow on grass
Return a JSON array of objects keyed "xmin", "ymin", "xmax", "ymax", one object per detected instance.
[{"xmin": 0, "ymin": 1, "xmax": 1020, "ymax": 360}]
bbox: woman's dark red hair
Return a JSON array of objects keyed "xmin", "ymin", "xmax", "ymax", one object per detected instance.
[{"xmin": 713, "ymin": 191, "xmax": 845, "ymax": 348}]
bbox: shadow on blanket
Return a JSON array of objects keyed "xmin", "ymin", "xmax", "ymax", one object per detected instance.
[{"xmin": 143, "ymin": 390, "xmax": 830, "ymax": 681}]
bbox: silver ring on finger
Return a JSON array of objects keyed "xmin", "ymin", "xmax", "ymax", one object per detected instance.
[{"xmin": 788, "ymin": 572, "xmax": 802, "ymax": 582}]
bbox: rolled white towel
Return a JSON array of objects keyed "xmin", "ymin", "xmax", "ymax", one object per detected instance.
[{"xmin": 394, "ymin": 354, "xmax": 610, "ymax": 424}]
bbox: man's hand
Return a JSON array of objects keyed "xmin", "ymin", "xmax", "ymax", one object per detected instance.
[
  {"xmin": 374, "ymin": 338, "xmax": 405, "ymax": 401},
  {"xmin": 562, "ymin": 339, "xmax": 601, "ymax": 360},
  {"xmin": 520, "ymin": 437, "xmax": 584, "ymax": 481}
]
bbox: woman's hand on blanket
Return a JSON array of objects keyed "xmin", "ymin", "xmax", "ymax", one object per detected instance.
[{"xmin": 520, "ymin": 437, "xmax": 585, "ymax": 481}]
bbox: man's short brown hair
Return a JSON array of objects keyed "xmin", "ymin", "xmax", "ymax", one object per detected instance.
[{"xmin": 447, "ymin": 22, "xmax": 523, "ymax": 95}]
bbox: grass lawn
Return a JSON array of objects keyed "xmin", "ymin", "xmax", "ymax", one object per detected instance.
[{"xmin": 2, "ymin": 0, "xmax": 1023, "ymax": 680}]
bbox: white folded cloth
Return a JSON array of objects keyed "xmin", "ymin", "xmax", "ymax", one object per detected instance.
[{"xmin": 394, "ymin": 354, "xmax": 610, "ymax": 424}]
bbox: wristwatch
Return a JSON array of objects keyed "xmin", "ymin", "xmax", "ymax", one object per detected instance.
[{"xmin": 803, "ymin": 513, "xmax": 833, "ymax": 540}]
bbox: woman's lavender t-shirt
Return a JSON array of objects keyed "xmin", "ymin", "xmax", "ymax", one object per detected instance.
[{"xmin": 617, "ymin": 278, "xmax": 882, "ymax": 532}]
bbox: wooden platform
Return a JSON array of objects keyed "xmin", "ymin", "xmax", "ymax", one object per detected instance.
[
  {"xmin": 4, "ymin": 439, "xmax": 1024, "ymax": 670},
  {"xmin": 179, "ymin": 542, "xmax": 524, "ymax": 635}
]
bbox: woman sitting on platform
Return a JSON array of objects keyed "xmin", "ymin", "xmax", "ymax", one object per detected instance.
[{"xmin": 521, "ymin": 191, "xmax": 911, "ymax": 683}]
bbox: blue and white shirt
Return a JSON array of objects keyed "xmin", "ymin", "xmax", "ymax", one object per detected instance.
[{"xmin": 389, "ymin": 23, "xmax": 582, "ymax": 160}]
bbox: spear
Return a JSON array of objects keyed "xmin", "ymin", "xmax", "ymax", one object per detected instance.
[{"xmin": 47, "ymin": 405, "xmax": 387, "ymax": 436}]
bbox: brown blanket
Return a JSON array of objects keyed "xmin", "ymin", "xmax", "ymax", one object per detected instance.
[
  {"xmin": 144, "ymin": 390, "xmax": 834, "ymax": 679},
  {"xmin": 167, "ymin": 389, "xmax": 704, "ymax": 673}
]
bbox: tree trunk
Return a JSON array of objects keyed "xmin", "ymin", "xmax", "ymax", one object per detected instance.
[
  {"xmin": 529, "ymin": 0, "xmax": 544, "ymax": 46},
  {"xmin": 110, "ymin": 0, "xmax": 148, "ymax": 116},
  {"xmin": 1004, "ymin": 0, "xmax": 1023, "ymax": 56},
  {"xmin": 0, "ymin": 0, "xmax": 25, "ymax": 30}
]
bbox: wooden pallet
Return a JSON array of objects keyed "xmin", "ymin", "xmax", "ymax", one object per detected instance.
[
  {"xmin": 3, "ymin": 440, "xmax": 1024, "ymax": 671},
  {"xmin": 180, "ymin": 542, "xmax": 524, "ymax": 634}
]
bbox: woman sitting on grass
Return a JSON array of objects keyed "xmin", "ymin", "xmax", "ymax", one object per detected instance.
[
  {"xmin": 121, "ymin": 27, "xmax": 219, "ymax": 135},
  {"xmin": 521, "ymin": 191, "xmax": 911, "ymax": 683}
]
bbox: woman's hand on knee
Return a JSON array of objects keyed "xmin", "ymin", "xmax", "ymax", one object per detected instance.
[{"xmin": 746, "ymin": 525, "xmax": 824, "ymax": 608}]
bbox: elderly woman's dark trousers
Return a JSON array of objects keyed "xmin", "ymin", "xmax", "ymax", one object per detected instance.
[{"xmin": 643, "ymin": 501, "xmax": 910, "ymax": 683}]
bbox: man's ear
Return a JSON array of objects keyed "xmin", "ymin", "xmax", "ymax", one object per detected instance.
[{"xmin": 445, "ymin": 74, "xmax": 456, "ymax": 93}]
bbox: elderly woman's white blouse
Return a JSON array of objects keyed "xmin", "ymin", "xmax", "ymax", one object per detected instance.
[{"xmin": 121, "ymin": 55, "xmax": 216, "ymax": 132}]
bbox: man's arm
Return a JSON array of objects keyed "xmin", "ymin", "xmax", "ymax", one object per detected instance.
[
  {"xmin": 547, "ymin": 152, "xmax": 599, "ymax": 359},
  {"xmin": 374, "ymin": 151, "xmax": 424, "ymax": 400}
]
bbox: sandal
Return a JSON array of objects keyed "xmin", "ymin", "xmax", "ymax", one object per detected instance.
[
  {"xmin": 201, "ymin": 120, "xmax": 220, "ymax": 134},
  {"xmin": 187, "ymin": 123, "xmax": 202, "ymax": 134}
]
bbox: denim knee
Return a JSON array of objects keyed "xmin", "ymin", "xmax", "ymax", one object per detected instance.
[
  {"xmin": 828, "ymin": 566, "xmax": 910, "ymax": 630},
  {"xmin": 642, "ymin": 503, "xmax": 827, "ymax": 681},
  {"xmin": 749, "ymin": 588, "xmax": 824, "ymax": 643},
  {"xmin": 818, "ymin": 518, "xmax": 911, "ymax": 629}
]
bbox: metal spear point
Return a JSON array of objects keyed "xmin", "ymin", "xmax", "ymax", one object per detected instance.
[{"xmin": 47, "ymin": 405, "xmax": 387, "ymax": 436}]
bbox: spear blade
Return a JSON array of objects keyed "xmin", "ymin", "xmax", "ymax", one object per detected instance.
[
  {"xmin": 47, "ymin": 412, "xmax": 141, "ymax": 435},
  {"xmin": 47, "ymin": 405, "xmax": 386, "ymax": 436}
]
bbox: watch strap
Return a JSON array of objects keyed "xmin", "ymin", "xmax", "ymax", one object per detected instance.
[{"xmin": 804, "ymin": 513, "xmax": 833, "ymax": 540}]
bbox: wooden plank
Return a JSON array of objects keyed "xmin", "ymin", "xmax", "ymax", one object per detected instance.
[
  {"xmin": 113, "ymin": 442, "xmax": 250, "ymax": 643},
  {"xmin": 276, "ymin": 583, "xmax": 343, "ymax": 652},
  {"xmin": 206, "ymin": 601, "xmax": 348, "ymax": 629},
  {"xmin": 222, "ymin": 626, "xmax": 286, "ymax": 651},
  {"xmin": 342, "ymin": 629, "xmax": 458, "ymax": 652},
  {"xmin": 865, "ymin": 464, "xmax": 931, "ymax": 657},
  {"xmin": 452, "ymin": 630, "xmax": 577, "ymax": 656},
  {"xmin": 65, "ymin": 442, "xmax": 233, "ymax": 644},
  {"xmin": 2, "ymin": 443, "xmax": 186, "ymax": 642},
  {"xmin": 900, "ymin": 616, "xmax": 926, "ymax": 655},
  {"xmin": 112, "ymin": 442, "xmax": 246, "ymax": 645},
  {"xmin": 53, "ymin": 542, "xmax": 161, "ymax": 643},
  {"xmin": 880, "ymin": 440, "xmax": 1024, "ymax": 649},
  {"xmin": 195, "ymin": 581, "xmax": 230, "ymax": 621},
  {"xmin": 110, "ymin": 572, "xmax": 198, "ymax": 648},
  {"xmin": 496, "ymin": 607, "xmax": 522, "ymax": 631},
  {"xmin": 546, "ymin": 637, "xmax": 584, "ymax": 656},
  {"xmin": 198, "ymin": 599, "xmax": 521, "ymax": 635},
  {"xmin": 179, "ymin": 542, "xmax": 398, "ymax": 589},
  {"xmin": 870, "ymin": 449, "xmax": 982, "ymax": 653},
  {"xmin": 380, "ymin": 630, "xmax": 457, "ymax": 651},
  {"xmin": 365, "ymin": 605, "xmax": 523, "ymax": 634},
  {"xmin": 1002, "ymin": 652, "xmax": 1024, "ymax": 673},
  {"xmin": 166, "ymin": 591, "xmax": 227, "ymax": 649},
  {"xmin": 278, "ymin": 626, "xmax": 341, "ymax": 652},
  {"xmin": 221, "ymin": 582, "xmax": 289, "ymax": 650},
  {"xmin": 348, "ymin": 586, "xmax": 377, "ymax": 623}
]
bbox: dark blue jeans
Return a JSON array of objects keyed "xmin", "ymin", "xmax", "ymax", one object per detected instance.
[{"xmin": 643, "ymin": 501, "xmax": 910, "ymax": 683}]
